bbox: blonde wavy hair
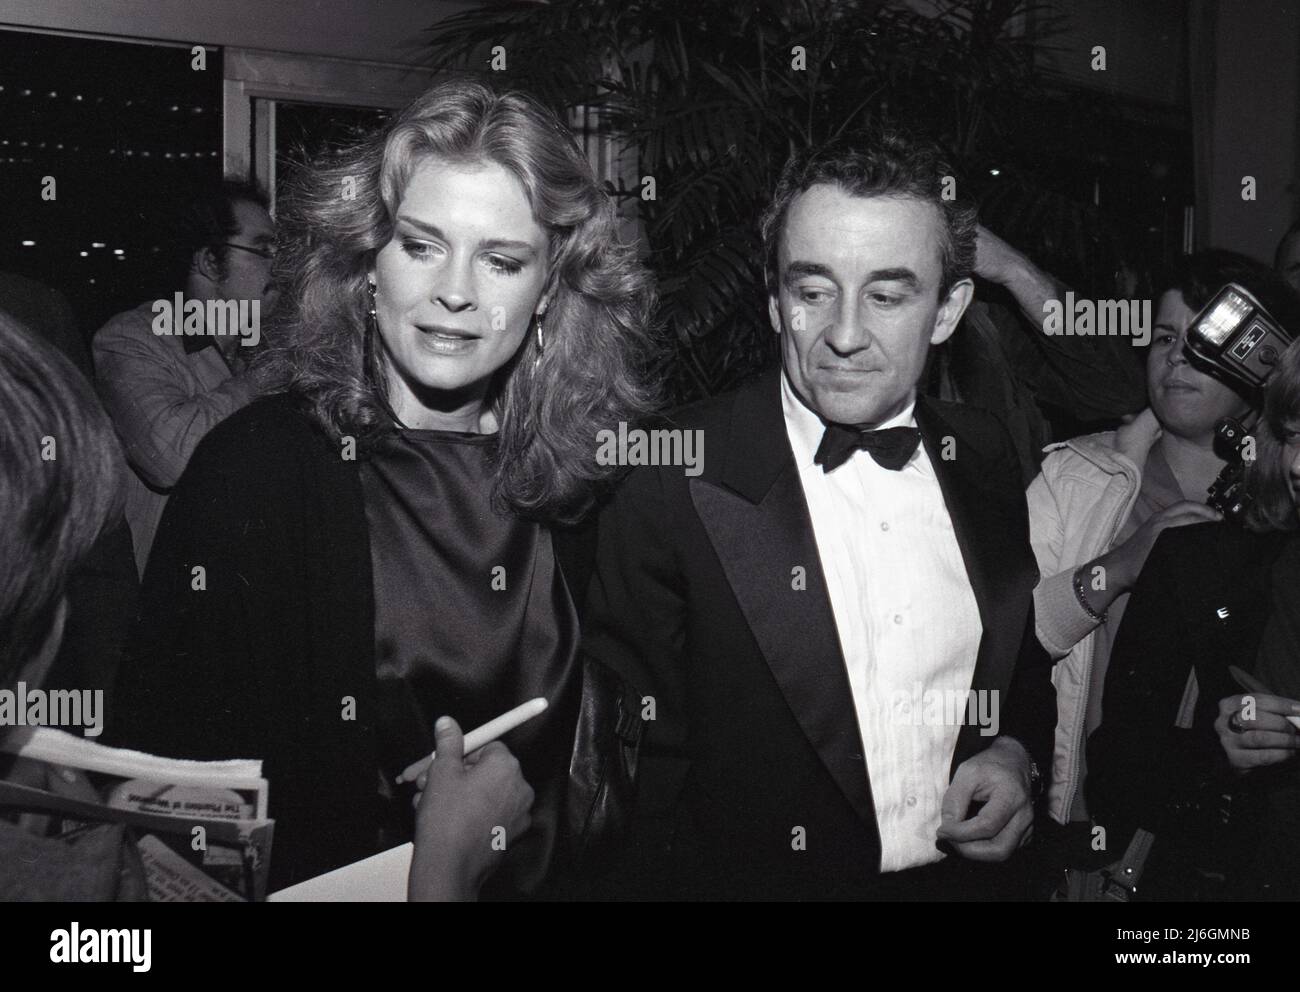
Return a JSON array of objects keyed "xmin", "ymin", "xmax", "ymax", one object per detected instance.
[{"xmin": 261, "ymin": 78, "xmax": 659, "ymax": 524}]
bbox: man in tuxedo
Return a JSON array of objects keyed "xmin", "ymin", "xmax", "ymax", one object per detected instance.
[{"xmin": 571, "ymin": 131, "xmax": 1055, "ymax": 900}]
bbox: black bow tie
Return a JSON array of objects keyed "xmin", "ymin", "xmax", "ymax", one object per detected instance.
[{"xmin": 814, "ymin": 423, "xmax": 921, "ymax": 472}]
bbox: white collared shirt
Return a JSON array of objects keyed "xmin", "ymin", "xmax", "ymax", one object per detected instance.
[{"xmin": 781, "ymin": 371, "xmax": 983, "ymax": 872}]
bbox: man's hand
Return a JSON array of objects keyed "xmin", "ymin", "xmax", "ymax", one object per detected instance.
[
  {"xmin": 1215, "ymin": 693, "xmax": 1300, "ymax": 772},
  {"xmin": 407, "ymin": 716, "xmax": 535, "ymax": 901},
  {"xmin": 935, "ymin": 736, "xmax": 1034, "ymax": 862}
]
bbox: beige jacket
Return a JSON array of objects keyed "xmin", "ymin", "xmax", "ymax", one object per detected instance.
[
  {"xmin": 93, "ymin": 302, "xmax": 255, "ymax": 576},
  {"xmin": 1027, "ymin": 409, "xmax": 1163, "ymax": 823}
]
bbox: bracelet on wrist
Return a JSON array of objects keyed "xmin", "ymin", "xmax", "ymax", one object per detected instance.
[{"xmin": 1073, "ymin": 567, "xmax": 1108, "ymax": 625}]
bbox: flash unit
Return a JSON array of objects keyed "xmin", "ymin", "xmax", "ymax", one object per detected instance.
[
  {"xmin": 1182, "ymin": 282, "xmax": 1298, "ymax": 521},
  {"xmin": 1184, "ymin": 283, "xmax": 1294, "ymax": 393}
]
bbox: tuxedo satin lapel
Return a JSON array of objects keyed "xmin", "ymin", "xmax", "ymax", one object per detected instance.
[
  {"xmin": 915, "ymin": 400, "xmax": 1036, "ymax": 768},
  {"xmin": 687, "ymin": 371, "xmax": 877, "ymax": 828}
]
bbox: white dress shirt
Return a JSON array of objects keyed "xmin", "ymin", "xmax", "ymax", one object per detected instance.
[{"xmin": 781, "ymin": 371, "xmax": 983, "ymax": 872}]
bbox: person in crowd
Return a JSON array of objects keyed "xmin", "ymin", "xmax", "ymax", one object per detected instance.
[
  {"xmin": 0, "ymin": 310, "xmax": 135, "ymax": 900},
  {"xmin": 93, "ymin": 180, "xmax": 282, "ymax": 576},
  {"xmin": 109, "ymin": 79, "xmax": 657, "ymax": 898},
  {"xmin": 0, "ymin": 273, "xmax": 138, "ymax": 730},
  {"xmin": 1275, "ymin": 217, "xmax": 1300, "ymax": 295},
  {"xmin": 1026, "ymin": 251, "xmax": 1299, "ymax": 833},
  {"xmin": 1087, "ymin": 332, "xmax": 1300, "ymax": 900},
  {"xmin": 927, "ymin": 226, "xmax": 1147, "ymax": 483},
  {"xmin": 568, "ymin": 130, "xmax": 1055, "ymax": 901}
]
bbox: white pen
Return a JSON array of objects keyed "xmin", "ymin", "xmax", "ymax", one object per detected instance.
[{"xmin": 395, "ymin": 697, "xmax": 548, "ymax": 784}]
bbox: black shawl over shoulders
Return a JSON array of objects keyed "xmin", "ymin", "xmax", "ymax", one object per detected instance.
[{"xmin": 108, "ymin": 393, "xmax": 593, "ymax": 892}]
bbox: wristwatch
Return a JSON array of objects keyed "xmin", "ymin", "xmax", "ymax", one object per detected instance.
[
  {"xmin": 1004, "ymin": 736, "xmax": 1044, "ymax": 800},
  {"xmin": 1027, "ymin": 757, "xmax": 1044, "ymax": 800}
]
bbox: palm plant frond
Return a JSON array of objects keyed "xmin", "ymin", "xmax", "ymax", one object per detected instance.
[{"xmin": 420, "ymin": 0, "xmax": 1117, "ymax": 402}]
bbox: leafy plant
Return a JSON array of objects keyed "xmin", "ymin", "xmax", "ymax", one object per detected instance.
[{"xmin": 424, "ymin": 0, "xmax": 1087, "ymax": 403}]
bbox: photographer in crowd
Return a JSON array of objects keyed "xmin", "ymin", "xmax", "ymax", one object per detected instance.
[
  {"xmin": 1087, "ymin": 285, "xmax": 1300, "ymax": 900},
  {"xmin": 1026, "ymin": 251, "xmax": 1284, "ymax": 835}
]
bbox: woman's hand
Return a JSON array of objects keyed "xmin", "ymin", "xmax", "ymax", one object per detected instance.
[
  {"xmin": 1098, "ymin": 500, "xmax": 1223, "ymax": 595},
  {"xmin": 407, "ymin": 716, "xmax": 535, "ymax": 901},
  {"xmin": 1071, "ymin": 501, "xmax": 1222, "ymax": 622},
  {"xmin": 1215, "ymin": 693, "xmax": 1300, "ymax": 772}
]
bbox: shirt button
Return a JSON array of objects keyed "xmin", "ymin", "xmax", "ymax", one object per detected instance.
[
  {"xmin": 893, "ymin": 613, "xmax": 903, "ymax": 625},
  {"xmin": 906, "ymin": 795, "xmax": 917, "ymax": 808},
  {"xmin": 880, "ymin": 521, "xmax": 890, "ymax": 532}
]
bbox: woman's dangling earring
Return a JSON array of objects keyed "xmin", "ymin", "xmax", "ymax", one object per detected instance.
[
  {"xmin": 533, "ymin": 312, "xmax": 545, "ymax": 368},
  {"xmin": 363, "ymin": 280, "xmax": 380, "ymax": 385}
]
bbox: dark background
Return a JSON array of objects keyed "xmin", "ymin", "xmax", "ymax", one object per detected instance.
[
  {"xmin": 0, "ymin": 4, "xmax": 1264, "ymax": 402},
  {"xmin": 0, "ymin": 31, "xmax": 222, "ymax": 331}
]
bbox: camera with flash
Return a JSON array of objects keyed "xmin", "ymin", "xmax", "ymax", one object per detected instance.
[
  {"xmin": 1184, "ymin": 283, "xmax": 1296, "ymax": 520},
  {"xmin": 1185, "ymin": 283, "xmax": 1294, "ymax": 393}
]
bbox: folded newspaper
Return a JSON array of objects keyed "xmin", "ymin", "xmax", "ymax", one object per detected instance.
[{"xmin": 0, "ymin": 726, "xmax": 273, "ymax": 901}]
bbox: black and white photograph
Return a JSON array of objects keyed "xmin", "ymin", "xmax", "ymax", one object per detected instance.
[{"xmin": 0, "ymin": 0, "xmax": 1297, "ymax": 973}]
